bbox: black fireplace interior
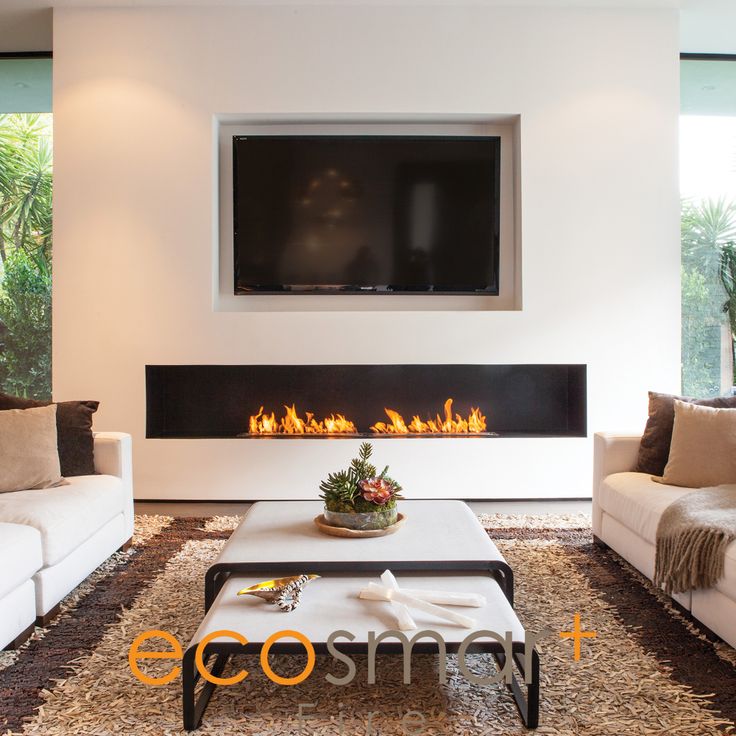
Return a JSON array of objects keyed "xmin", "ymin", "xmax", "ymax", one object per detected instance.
[{"xmin": 146, "ymin": 364, "xmax": 586, "ymax": 439}]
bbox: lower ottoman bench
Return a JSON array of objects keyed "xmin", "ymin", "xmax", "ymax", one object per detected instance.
[{"xmin": 183, "ymin": 572, "xmax": 539, "ymax": 730}]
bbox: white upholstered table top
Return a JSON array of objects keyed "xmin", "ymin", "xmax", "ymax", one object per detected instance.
[{"xmin": 213, "ymin": 500, "xmax": 504, "ymax": 565}]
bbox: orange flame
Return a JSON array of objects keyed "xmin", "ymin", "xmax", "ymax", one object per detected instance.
[
  {"xmin": 370, "ymin": 398, "xmax": 487, "ymax": 435},
  {"xmin": 249, "ymin": 405, "xmax": 358, "ymax": 435}
]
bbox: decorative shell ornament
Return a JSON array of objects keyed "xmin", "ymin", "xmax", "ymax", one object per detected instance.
[{"xmin": 237, "ymin": 575, "xmax": 319, "ymax": 612}]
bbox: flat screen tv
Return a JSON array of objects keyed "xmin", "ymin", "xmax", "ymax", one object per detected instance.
[{"xmin": 233, "ymin": 135, "xmax": 500, "ymax": 295}]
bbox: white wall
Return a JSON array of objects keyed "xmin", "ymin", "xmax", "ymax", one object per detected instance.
[{"xmin": 52, "ymin": 5, "xmax": 681, "ymax": 500}]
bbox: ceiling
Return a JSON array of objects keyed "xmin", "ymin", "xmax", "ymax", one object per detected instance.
[{"xmin": 0, "ymin": 0, "xmax": 734, "ymax": 55}]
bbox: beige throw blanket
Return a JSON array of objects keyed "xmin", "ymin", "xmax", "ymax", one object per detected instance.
[{"xmin": 654, "ymin": 484, "xmax": 736, "ymax": 595}]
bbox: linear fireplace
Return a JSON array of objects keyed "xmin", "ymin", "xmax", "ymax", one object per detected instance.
[{"xmin": 146, "ymin": 364, "xmax": 586, "ymax": 439}]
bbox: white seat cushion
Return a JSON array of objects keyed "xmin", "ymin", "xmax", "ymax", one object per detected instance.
[
  {"xmin": 600, "ymin": 472, "xmax": 736, "ymax": 603},
  {"xmin": 0, "ymin": 475, "xmax": 126, "ymax": 566},
  {"xmin": 598, "ymin": 472, "xmax": 694, "ymax": 545},
  {"xmin": 0, "ymin": 522, "xmax": 43, "ymax": 599}
]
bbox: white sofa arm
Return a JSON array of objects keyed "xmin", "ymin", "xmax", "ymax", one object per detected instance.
[
  {"xmin": 94, "ymin": 432, "xmax": 132, "ymax": 480},
  {"xmin": 592, "ymin": 432, "xmax": 641, "ymax": 537},
  {"xmin": 593, "ymin": 432, "xmax": 641, "ymax": 491},
  {"xmin": 94, "ymin": 432, "xmax": 134, "ymax": 540}
]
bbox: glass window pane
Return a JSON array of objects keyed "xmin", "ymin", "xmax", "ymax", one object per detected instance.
[
  {"xmin": 0, "ymin": 58, "xmax": 52, "ymax": 400},
  {"xmin": 680, "ymin": 59, "xmax": 736, "ymax": 397}
]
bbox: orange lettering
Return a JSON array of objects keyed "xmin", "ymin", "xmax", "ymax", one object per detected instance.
[
  {"xmin": 195, "ymin": 630, "xmax": 249, "ymax": 685},
  {"xmin": 260, "ymin": 629, "xmax": 315, "ymax": 686},
  {"xmin": 128, "ymin": 630, "xmax": 183, "ymax": 686}
]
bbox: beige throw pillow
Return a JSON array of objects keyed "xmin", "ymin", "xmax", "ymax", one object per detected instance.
[
  {"xmin": 660, "ymin": 400, "xmax": 736, "ymax": 487},
  {"xmin": 0, "ymin": 405, "xmax": 63, "ymax": 493}
]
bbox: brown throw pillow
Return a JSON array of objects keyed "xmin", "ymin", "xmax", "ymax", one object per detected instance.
[
  {"xmin": 635, "ymin": 391, "xmax": 736, "ymax": 476},
  {"xmin": 0, "ymin": 405, "xmax": 63, "ymax": 493},
  {"xmin": 660, "ymin": 400, "xmax": 736, "ymax": 487},
  {"xmin": 0, "ymin": 392, "xmax": 99, "ymax": 476}
]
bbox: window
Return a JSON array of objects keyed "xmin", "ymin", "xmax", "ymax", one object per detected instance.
[
  {"xmin": 0, "ymin": 55, "xmax": 52, "ymax": 400},
  {"xmin": 680, "ymin": 56, "xmax": 736, "ymax": 397}
]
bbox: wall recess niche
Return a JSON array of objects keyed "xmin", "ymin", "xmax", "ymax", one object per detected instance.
[{"xmin": 215, "ymin": 115, "xmax": 521, "ymax": 313}]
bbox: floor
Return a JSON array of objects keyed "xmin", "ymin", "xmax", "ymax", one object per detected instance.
[{"xmin": 134, "ymin": 499, "xmax": 592, "ymax": 517}]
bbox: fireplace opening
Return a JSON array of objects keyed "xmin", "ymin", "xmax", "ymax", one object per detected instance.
[
  {"xmin": 246, "ymin": 397, "xmax": 490, "ymax": 437},
  {"xmin": 146, "ymin": 364, "xmax": 586, "ymax": 439}
]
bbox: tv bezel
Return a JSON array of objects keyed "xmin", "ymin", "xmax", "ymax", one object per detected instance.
[{"xmin": 232, "ymin": 134, "xmax": 501, "ymax": 296}]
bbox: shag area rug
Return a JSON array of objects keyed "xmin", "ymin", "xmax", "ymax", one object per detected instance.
[{"xmin": 1, "ymin": 513, "xmax": 735, "ymax": 735}]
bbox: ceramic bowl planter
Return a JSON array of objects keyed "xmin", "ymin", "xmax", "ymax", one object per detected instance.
[{"xmin": 323, "ymin": 505, "xmax": 398, "ymax": 531}]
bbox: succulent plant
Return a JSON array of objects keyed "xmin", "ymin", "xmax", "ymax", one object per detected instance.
[
  {"xmin": 319, "ymin": 442, "xmax": 402, "ymax": 513},
  {"xmin": 359, "ymin": 477, "xmax": 395, "ymax": 505}
]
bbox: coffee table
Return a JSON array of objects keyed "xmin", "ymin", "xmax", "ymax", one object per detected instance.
[
  {"xmin": 185, "ymin": 501, "xmax": 538, "ymax": 730},
  {"xmin": 205, "ymin": 500, "xmax": 514, "ymax": 610}
]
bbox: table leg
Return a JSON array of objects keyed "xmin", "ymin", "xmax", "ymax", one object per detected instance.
[
  {"xmin": 492, "ymin": 646, "xmax": 539, "ymax": 729},
  {"xmin": 488, "ymin": 562, "xmax": 514, "ymax": 607},
  {"xmin": 204, "ymin": 568, "xmax": 229, "ymax": 612},
  {"xmin": 182, "ymin": 645, "xmax": 232, "ymax": 731}
]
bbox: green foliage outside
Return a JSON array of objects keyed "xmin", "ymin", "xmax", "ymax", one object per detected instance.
[
  {"xmin": 0, "ymin": 113, "xmax": 52, "ymax": 400},
  {"xmin": 681, "ymin": 197, "xmax": 736, "ymax": 397},
  {"xmin": 681, "ymin": 265, "xmax": 721, "ymax": 396},
  {"xmin": 719, "ymin": 242, "xmax": 736, "ymax": 353}
]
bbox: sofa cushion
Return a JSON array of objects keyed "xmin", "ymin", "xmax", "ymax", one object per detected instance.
[
  {"xmin": 0, "ymin": 474, "xmax": 125, "ymax": 566},
  {"xmin": 635, "ymin": 391, "xmax": 736, "ymax": 476},
  {"xmin": 598, "ymin": 472, "xmax": 694, "ymax": 545},
  {"xmin": 0, "ymin": 405, "xmax": 63, "ymax": 493},
  {"xmin": 660, "ymin": 401, "xmax": 736, "ymax": 487},
  {"xmin": 0, "ymin": 392, "xmax": 99, "ymax": 477},
  {"xmin": 0, "ymin": 522, "xmax": 43, "ymax": 599}
]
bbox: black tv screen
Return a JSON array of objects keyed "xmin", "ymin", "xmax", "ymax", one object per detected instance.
[{"xmin": 233, "ymin": 135, "xmax": 500, "ymax": 294}]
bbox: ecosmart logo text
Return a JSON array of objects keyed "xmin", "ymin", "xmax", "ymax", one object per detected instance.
[{"xmin": 128, "ymin": 613, "xmax": 595, "ymax": 688}]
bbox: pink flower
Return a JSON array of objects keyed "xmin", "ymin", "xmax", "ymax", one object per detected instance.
[{"xmin": 359, "ymin": 477, "xmax": 395, "ymax": 505}]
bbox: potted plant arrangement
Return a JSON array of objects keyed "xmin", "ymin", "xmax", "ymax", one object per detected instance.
[{"xmin": 318, "ymin": 442, "xmax": 403, "ymax": 532}]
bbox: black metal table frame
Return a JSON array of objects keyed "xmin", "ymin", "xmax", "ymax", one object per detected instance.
[
  {"xmin": 183, "ymin": 638, "xmax": 539, "ymax": 731},
  {"xmin": 204, "ymin": 559, "xmax": 515, "ymax": 613}
]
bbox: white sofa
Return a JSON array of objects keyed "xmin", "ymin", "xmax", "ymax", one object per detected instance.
[
  {"xmin": 0, "ymin": 432, "xmax": 133, "ymax": 649},
  {"xmin": 593, "ymin": 432, "xmax": 736, "ymax": 649}
]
